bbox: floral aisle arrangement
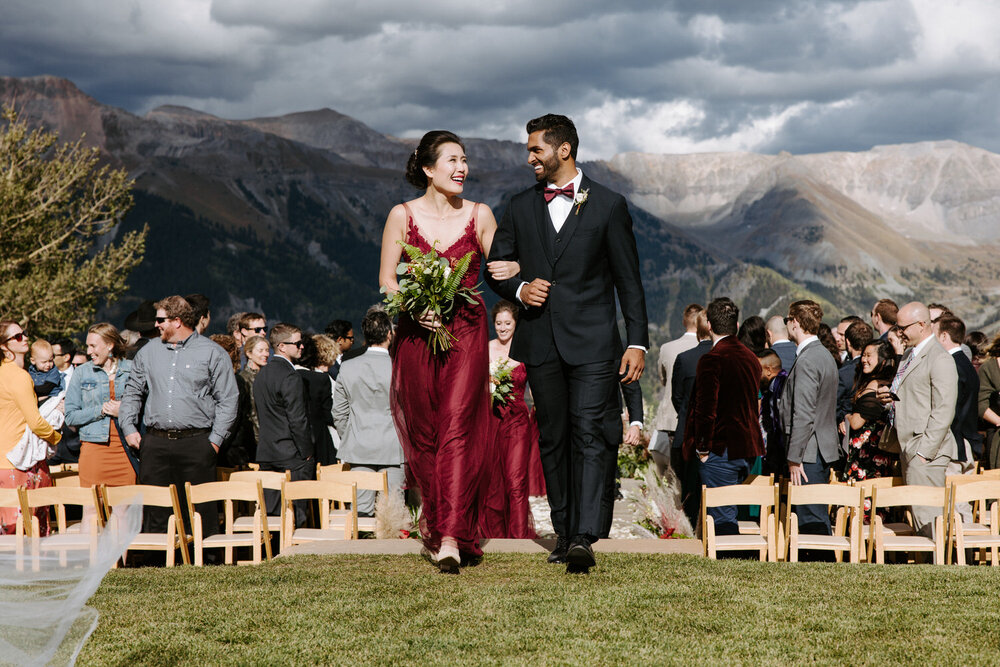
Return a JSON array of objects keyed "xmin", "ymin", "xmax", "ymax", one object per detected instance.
[
  {"xmin": 489, "ymin": 358, "xmax": 515, "ymax": 406},
  {"xmin": 381, "ymin": 240, "xmax": 480, "ymax": 353},
  {"xmin": 374, "ymin": 489, "xmax": 415, "ymax": 539},
  {"xmin": 624, "ymin": 467, "xmax": 694, "ymax": 539}
]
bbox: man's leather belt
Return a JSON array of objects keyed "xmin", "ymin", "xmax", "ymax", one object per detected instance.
[{"xmin": 147, "ymin": 427, "xmax": 211, "ymax": 440}]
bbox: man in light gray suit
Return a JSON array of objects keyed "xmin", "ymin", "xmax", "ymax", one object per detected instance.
[
  {"xmin": 878, "ymin": 302, "xmax": 958, "ymax": 537},
  {"xmin": 779, "ymin": 300, "xmax": 839, "ymax": 535},
  {"xmin": 332, "ymin": 309, "xmax": 404, "ymax": 516},
  {"xmin": 650, "ymin": 303, "xmax": 702, "ymax": 477}
]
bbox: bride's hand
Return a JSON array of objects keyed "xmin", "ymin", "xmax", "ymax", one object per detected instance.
[
  {"xmin": 487, "ymin": 260, "xmax": 520, "ymax": 281},
  {"xmin": 417, "ymin": 309, "xmax": 442, "ymax": 331}
]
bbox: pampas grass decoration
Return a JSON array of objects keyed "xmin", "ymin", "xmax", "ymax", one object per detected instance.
[{"xmin": 374, "ymin": 490, "xmax": 412, "ymax": 539}]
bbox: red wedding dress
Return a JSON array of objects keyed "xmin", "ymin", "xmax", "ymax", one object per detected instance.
[
  {"xmin": 390, "ymin": 204, "xmax": 491, "ymax": 558},
  {"xmin": 479, "ymin": 363, "xmax": 537, "ymax": 539}
]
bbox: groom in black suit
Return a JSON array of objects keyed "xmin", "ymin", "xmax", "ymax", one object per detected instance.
[{"xmin": 487, "ymin": 114, "xmax": 648, "ymax": 572}]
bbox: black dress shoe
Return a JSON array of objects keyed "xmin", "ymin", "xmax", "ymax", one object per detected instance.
[
  {"xmin": 547, "ymin": 536, "xmax": 570, "ymax": 564},
  {"xmin": 566, "ymin": 536, "xmax": 596, "ymax": 568},
  {"xmin": 565, "ymin": 563, "xmax": 590, "ymax": 574}
]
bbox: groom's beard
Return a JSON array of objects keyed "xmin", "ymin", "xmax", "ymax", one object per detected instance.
[{"xmin": 533, "ymin": 152, "xmax": 560, "ymax": 183}]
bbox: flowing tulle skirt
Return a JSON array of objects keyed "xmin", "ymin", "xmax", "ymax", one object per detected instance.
[{"xmin": 391, "ymin": 302, "xmax": 491, "ymax": 556}]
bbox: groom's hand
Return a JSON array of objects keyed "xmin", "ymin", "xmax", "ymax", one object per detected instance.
[
  {"xmin": 619, "ymin": 348, "xmax": 645, "ymax": 384},
  {"xmin": 521, "ymin": 279, "xmax": 550, "ymax": 307}
]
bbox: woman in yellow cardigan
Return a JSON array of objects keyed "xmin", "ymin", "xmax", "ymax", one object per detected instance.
[{"xmin": 0, "ymin": 321, "xmax": 61, "ymax": 535}]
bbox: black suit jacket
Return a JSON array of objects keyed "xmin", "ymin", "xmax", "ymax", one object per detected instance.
[
  {"xmin": 671, "ymin": 339, "xmax": 712, "ymax": 449},
  {"xmin": 952, "ymin": 350, "xmax": 984, "ymax": 461},
  {"xmin": 298, "ymin": 368, "xmax": 336, "ymax": 465},
  {"xmin": 836, "ymin": 356, "xmax": 860, "ymax": 424},
  {"xmin": 486, "ymin": 175, "xmax": 649, "ymax": 366},
  {"xmin": 254, "ymin": 357, "xmax": 313, "ymax": 466}
]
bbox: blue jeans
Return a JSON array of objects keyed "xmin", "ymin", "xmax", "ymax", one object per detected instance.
[{"xmin": 699, "ymin": 450, "xmax": 752, "ymax": 535}]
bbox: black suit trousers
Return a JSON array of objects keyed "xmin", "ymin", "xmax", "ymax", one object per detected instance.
[
  {"xmin": 139, "ymin": 432, "xmax": 218, "ymax": 537},
  {"xmin": 260, "ymin": 458, "xmax": 316, "ymax": 528},
  {"xmin": 527, "ymin": 355, "xmax": 618, "ymax": 540}
]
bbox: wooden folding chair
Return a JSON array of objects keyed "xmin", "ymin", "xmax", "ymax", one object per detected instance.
[
  {"xmin": 737, "ymin": 474, "xmax": 774, "ymax": 536},
  {"xmin": 101, "ymin": 484, "xmax": 192, "ymax": 566},
  {"xmin": 50, "ymin": 468, "xmax": 81, "ymax": 488},
  {"xmin": 185, "ymin": 480, "xmax": 272, "ymax": 566},
  {"xmin": 282, "ymin": 480, "xmax": 357, "ymax": 549},
  {"xmin": 870, "ymin": 485, "xmax": 947, "ymax": 564},
  {"xmin": 701, "ymin": 483, "xmax": 778, "ymax": 561},
  {"xmin": 228, "ymin": 470, "xmax": 289, "ymax": 550},
  {"xmin": 950, "ymin": 479, "xmax": 1000, "ymax": 566},
  {"xmin": 945, "ymin": 471, "xmax": 1000, "ymax": 564},
  {"xmin": 316, "ymin": 463, "xmax": 350, "ymax": 477},
  {"xmin": 21, "ymin": 485, "xmax": 104, "ymax": 567},
  {"xmin": 785, "ymin": 483, "xmax": 863, "ymax": 563},
  {"xmin": 318, "ymin": 469, "xmax": 388, "ymax": 534},
  {"xmin": 0, "ymin": 487, "xmax": 26, "ymax": 557}
]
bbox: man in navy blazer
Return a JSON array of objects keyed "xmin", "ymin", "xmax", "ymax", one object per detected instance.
[
  {"xmin": 936, "ymin": 315, "xmax": 983, "ymax": 480},
  {"xmin": 682, "ymin": 298, "xmax": 764, "ymax": 535},
  {"xmin": 671, "ymin": 311, "xmax": 712, "ymax": 526},
  {"xmin": 486, "ymin": 114, "xmax": 649, "ymax": 572}
]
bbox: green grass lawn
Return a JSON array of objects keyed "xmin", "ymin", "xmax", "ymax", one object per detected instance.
[{"xmin": 81, "ymin": 554, "xmax": 1000, "ymax": 665}]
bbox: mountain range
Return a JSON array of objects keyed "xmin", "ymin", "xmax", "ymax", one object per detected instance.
[{"xmin": 3, "ymin": 75, "xmax": 999, "ymax": 363}]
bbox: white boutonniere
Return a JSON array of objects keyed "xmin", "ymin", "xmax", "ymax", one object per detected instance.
[{"xmin": 574, "ymin": 188, "xmax": 589, "ymax": 215}]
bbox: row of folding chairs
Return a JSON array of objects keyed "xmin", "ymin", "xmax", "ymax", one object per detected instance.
[{"xmin": 701, "ymin": 470, "xmax": 1000, "ymax": 564}]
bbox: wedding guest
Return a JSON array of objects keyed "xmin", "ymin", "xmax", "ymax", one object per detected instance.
[
  {"xmin": 51, "ymin": 338, "xmax": 77, "ymax": 388},
  {"xmin": 737, "ymin": 315, "xmax": 767, "ymax": 355},
  {"xmin": 871, "ymin": 298, "xmax": 898, "ymax": 340},
  {"xmin": 479, "ymin": 300, "xmax": 537, "ymax": 539},
  {"xmin": 240, "ymin": 335, "xmax": 269, "ymax": 451},
  {"xmin": 119, "ymin": 295, "xmax": 239, "ymax": 536},
  {"xmin": 965, "ymin": 331, "xmax": 989, "ymax": 372},
  {"xmin": 28, "ymin": 339, "xmax": 64, "ymax": 399},
  {"xmin": 842, "ymin": 339, "xmax": 897, "ymax": 483},
  {"xmin": 837, "ymin": 321, "xmax": 874, "ymax": 433},
  {"xmin": 833, "ymin": 316, "xmax": 862, "ymax": 363},
  {"xmin": 186, "ymin": 294, "xmax": 211, "ymax": 334},
  {"xmin": 296, "ymin": 336, "xmax": 337, "ymax": 466},
  {"xmin": 209, "ymin": 334, "xmax": 254, "ymax": 467},
  {"xmin": 123, "ymin": 300, "xmax": 159, "ymax": 359},
  {"xmin": 227, "ymin": 312, "xmax": 246, "ymax": 340},
  {"xmin": 682, "ymin": 298, "xmax": 764, "ymax": 536},
  {"xmin": 0, "ymin": 321, "xmax": 61, "ymax": 535},
  {"xmin": 671, "ymin": 310, "xmax": 712, "ymax": 525},
  {"xmin": 333, "ymin": 310, "xmax": 405, "ymax": 517},
  {"xmin": 236, "ymin": 313, "xmax": 267, "ymax": 350},
  {"xmin": 65, "ymin": 324, "xmax": 136, "ymax": 487},
  {"xmin": 780, "ymin": 300, "xmax": 839, "ymax": 535},
  {"xmin": 311, "ymin": 334, "xmax": 341, "ymax": 453},
  {"xmin": 757, "ymin": 349, "xmax": 787, "ymax": 476},
  {"xmin": 936, "ymin": 315, "xmax": 982, "ymax": 473},
  {"xmin": 886, "ymin": 326, "xmax": 907, "ymax": 359},
  {"xmin": 765, "ymin": 315, "xmax": 796, "ymax": 371},
  {"xmin": 48, "ymin": 335, "xmax": 82, "ymax": 465},
  {"xmin": 878, "ymin": 302, "xmax": 958, "ymax": 537},
  {"xmin": 324, "ymin": 319, "xmax": 355, "ymax": 379},
  {"xmin": 650, "ymin": 304, "xmax": 702, "ymax": 478},
  {"xmin": 254, "ymin": 324, "xmax": 314, "ymax": 526},
  {"xmin": 817, "ymin": 323, "xmax": 842, "ymax": 368},
  {"xmin": 977, "ymin": 333, "xmax": 1000, "ymax": 469}
]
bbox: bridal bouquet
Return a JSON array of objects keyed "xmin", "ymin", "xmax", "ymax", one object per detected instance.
[
  {"xmin": 489, "ymin": 358, "xmax": 515, "ymax": 406},
  {"xmin": 381, "ymin": 240, "xmax": 480, "ymax": 353}
]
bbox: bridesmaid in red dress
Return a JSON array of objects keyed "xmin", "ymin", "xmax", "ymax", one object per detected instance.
[
  {"xmin": 379, "ymin": 131, "xmax": 518, "ymax": 573},
  {"xmin": 479, "ymin": 301, "xmax": 537, "ymax": 539}
]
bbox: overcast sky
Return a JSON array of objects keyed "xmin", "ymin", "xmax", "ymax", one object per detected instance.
[{"xmin": 3, "ymin": 0, "xmax": 999, "ymax": 160}]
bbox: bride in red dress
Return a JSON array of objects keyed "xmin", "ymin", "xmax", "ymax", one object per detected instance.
[
  {"xmin": 479, "ymin": 300, "xmax": 538, "ymax": 539},
  {"xmin": 379, "ymin": 131, "xmax": 518, "ymax": 573}
]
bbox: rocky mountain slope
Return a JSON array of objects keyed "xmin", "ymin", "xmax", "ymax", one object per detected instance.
[{"xmin": 2, "ymin": 75, "xmax": 998, "ymax": 344}]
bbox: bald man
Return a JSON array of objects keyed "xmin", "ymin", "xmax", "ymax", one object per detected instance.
[
  {"xmin": 878, "ymin": 302, "xmax": 958, "ymax": 537},
  {"xmin": 765, "ymin": 315, "xmax": 796, "ymax": 372}
]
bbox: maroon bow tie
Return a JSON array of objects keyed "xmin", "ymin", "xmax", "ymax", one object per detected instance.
[{"xmin": 543, "ymin": 184, "xmax": 575, "ymax": 203}]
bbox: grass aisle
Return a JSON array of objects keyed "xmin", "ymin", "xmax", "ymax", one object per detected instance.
[{"xmin": 83, "ymin": 554, "xmax": 1000, "ymax": 665}]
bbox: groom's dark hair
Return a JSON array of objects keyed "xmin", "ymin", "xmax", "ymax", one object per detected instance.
[
  {"xmin": 527, "ymin": 114, "xmax": 579, "ymax": 160},
  {"xmin": 706, "ymin": 297, "xmax": 739, "ymax": 336}
]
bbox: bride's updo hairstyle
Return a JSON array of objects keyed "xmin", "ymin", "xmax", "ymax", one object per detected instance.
[{"xmin": 405, "ymin": 130, "xmax": 465, "ymax": 189}]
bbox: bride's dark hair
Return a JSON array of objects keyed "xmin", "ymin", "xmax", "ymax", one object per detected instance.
[{"xmin": 405, "ymin": 130, "xmax": 465, "ymax": 189}]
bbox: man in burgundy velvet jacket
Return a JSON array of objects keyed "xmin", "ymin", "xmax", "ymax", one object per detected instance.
[{"xmin": 683, "ymin": 297, "xmax": 765, "ymax": 535}]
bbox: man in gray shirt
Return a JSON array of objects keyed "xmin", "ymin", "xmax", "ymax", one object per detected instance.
[
  {"xmin": 333, "ymin": 309, "xmax": 404, "ymax": 516},
  {"xmin": 120, "ymin": 295, "xmax": 238, "ymax": 535}
]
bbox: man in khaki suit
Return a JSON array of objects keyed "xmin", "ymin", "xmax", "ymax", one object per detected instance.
[{"xmin": 879, "ymin": 302, "xmax": 958, "ymax": 537}]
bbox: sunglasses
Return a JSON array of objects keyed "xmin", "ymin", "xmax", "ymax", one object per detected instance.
[
  {"xmin": 280, "ymin": 340, "xmax": 305, "ymax": 348},
  {"xmin": 244, "ymin": 327, "xmax": 266, "ymax": 333},
  {"xmin": 3, "ymin": 332, "xmax": 26, "ymax": 343},
  {"xmin": 155, "ymin": 316, "xmax": 174, "ymax": 324}
]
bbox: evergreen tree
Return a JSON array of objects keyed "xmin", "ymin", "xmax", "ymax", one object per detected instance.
[{"xmin": 0, "ymin": 107, "xmax": 146, "ymax": 336}]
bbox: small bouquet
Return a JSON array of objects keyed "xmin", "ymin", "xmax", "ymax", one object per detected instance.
[
  {"xmin": 489, "ymin": 358, "xmax": 515, "ymax": 406},
  {"xmin": 381, "ymin": 240, "xmax": 481, "ymax": 353}
]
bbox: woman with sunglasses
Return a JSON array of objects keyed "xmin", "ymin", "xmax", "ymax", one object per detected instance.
[{"xmin": 0, "ymin": 321, "xmax": 61, "ymax": 535}]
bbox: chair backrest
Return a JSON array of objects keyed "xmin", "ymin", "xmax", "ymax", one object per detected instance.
[
  {"xmin": 186, "ymin": 480, "xmax": 266, "ymax": 505},
  {"xmin": 319, "ymin": 469, "xmax": 388, "ymax": 493},
  {"xmin": 316, "ymin": 463, "xmax": 350, "ymax": 480},
  {"xmin": 787, "ymin": 483, "xmax": 864, "ymax": 508},
  {"xmin": 283, "ymin": 480, "xmax": 356, "ymax": 505},
  {"xmin": 102, "ymin": 484, "xmax": 179, "ymax": 510},
  {"xmin": 743, "ymin": 474, "xmax": 774, "ymax": 487},
  {"xmin": 871, "ymin": 484, "xmax": 948, "ymax": 511},
  {"xmin": 0, "ymin": 487, "xmax": 25, "ymax": 536},
  {"xmin": 951, "ymin": 479, "xmax": 1000, "ymax": 505},
  {"xmin": 948, "ymin": 469, "xmax": 1000, "ymax": 487},
  {"xmin": 703, "ymin": 484, "xmax": 776, "ymax": 510},
  {"xmin": 50, "ymin": 470, "xmax": 81, "ymax": 488},
  {"xmin": 228, "ymin": 470, "xmax": 290, "ymax": 491},
  {"xmin": 22, "ymin": 485, "xmax": 103, "ymax": 536}
]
